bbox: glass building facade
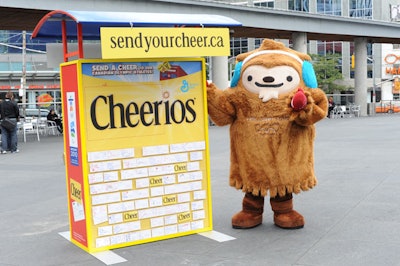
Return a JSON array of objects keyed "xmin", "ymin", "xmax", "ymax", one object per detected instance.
[
  {"xmin": 226, "ymin": 0, "xmax": 377, "ymax": 97},
  {"xmin": 0, "ymin": 31, "xmax": 49, "ymax": 71}
]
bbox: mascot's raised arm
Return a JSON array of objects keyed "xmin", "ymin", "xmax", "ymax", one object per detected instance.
[{"xmin": 207, "ymin": 38, "xmax": 328, "ymax": 229}]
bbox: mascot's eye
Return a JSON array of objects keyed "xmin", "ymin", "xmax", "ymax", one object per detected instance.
[
  {"xmin": 286, "ymin": 76, "xmax": 293, "ymax": 82},
  {"xmin": 247, "ymin": 75, "xmax": 253, "ymax": 82}
]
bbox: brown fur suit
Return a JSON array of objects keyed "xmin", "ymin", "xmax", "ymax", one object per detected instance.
[{"xmin": 207, "ymin": 39, "xmax": 328, "ymax": 229}]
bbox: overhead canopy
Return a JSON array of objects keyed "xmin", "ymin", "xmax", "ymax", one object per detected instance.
[{"xmin": 32, "ymin": 10, "xmax": 242, "ymax": 40}]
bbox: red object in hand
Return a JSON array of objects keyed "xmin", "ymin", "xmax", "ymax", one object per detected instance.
[{"xmin": 291, "ymin": 88, "xmax": 307, "ymax": 111}]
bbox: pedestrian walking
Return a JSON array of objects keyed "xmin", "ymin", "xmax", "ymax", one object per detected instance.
[{"xmin": 0, "ymin": 91, "xmax": 20, "ymax": 153}]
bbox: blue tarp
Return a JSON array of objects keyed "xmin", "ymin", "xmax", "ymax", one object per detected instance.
[{"xmin": 32, "ymin": 10, "xmax": 242, "ymax": 40}]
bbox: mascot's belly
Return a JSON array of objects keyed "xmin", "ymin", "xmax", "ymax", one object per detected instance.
[{"xmin": 228, "ymin": 114, "xmax": 317, "ymax": 197}]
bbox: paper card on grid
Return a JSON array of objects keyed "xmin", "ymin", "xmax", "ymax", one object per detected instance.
[{"xmin": 72, "ymin": 201, "xmax": 85, "ymax": 222}]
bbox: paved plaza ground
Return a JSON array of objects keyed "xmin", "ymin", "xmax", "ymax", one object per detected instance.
[{"xmin": 1, "ymin": 114, "xmax": 400, "ymax": 266}]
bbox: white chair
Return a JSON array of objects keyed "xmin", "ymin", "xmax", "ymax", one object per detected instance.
[
  {"xmin": 22, "ymin": 121, "xmax": 40, "ymax": 142},
  {"xmin": 332, "ymin": 106, "xmax": 345, "ymax": 118},
  {"xmin": 37, "ymin": 118, "xmax": 48, "ymax": 135},
  {"xmin": 330, "ymin": 106, "xmax": 338, "ymax": 118},
  {"xmin": 351, "ymin": 105, "xmax": 360, "ymax": 117},
  {"xmin": 46, "ymin": 120, "xmax": 60, "ymax": 136},
  {"xmin": 340, "ymin": 106, "xmax": 347, "ymax": 117}
]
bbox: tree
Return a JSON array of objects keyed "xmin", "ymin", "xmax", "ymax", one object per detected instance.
[{"xmin": 310, "ymin": 53, "xmax": 345, "ymax": 93}]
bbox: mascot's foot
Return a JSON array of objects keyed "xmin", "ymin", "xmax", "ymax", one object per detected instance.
[
  {"xmin": 270, "ymin": 194, "xmax": 304, "ymax": 229},
  {"xmin": 232, "ymin": 193, "xmax": 264, "ymax": 229},
  {"xmin": 232, "ymin": 211, "xmax": 263, "ymax": 229}
]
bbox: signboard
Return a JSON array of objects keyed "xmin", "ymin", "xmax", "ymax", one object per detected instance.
[
  {"xmin": 384, "ymin": 53, "xmax": 400, "ymax": 76},
  {"xmin": 100, "ymin": 27, "xmax": 230, "ymax": 58},
  {"xmin": 391, "ymin": 4, "xmax": 400, "ymax": 21},
  {"xmin": 60, "ymin": 58, "xmax": 212, "ymax": 252},
  {"xmin": 393, "ymin": 77, "xmax": 400, "ymax": 93}
]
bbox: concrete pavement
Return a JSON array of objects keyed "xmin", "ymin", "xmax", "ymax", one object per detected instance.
[{"xmin": 1, "ymin": 114, "xmax": 400, "ymax": 266}]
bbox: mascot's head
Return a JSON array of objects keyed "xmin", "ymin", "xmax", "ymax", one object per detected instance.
[{"xmin": 230, "ymin": 39, "xmax": 317, "ymax": 102}]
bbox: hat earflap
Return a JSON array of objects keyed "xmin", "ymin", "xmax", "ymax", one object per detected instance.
[
  {"xmin": 302, "ymin": 60, "xmax": 318, "ymax": 88},
  {"xmin": 230, "ymin": 61, "xmax": 242, "ymax": 87}
]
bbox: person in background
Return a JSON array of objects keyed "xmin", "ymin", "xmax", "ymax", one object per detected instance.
[
  {"xmin": 0, "ymin": 99, "xmax": 2, "ymax": 135},
  {"xmin": 0, "ymin": 91, "xmax": 20, "ymax": 154},
  {"xmin": 328, "ymin": 96, "xmax": 335, "ymax": 118},
  {"xmin": 47, "ymin": 109, "xmax": 63, "ymax": 133}
]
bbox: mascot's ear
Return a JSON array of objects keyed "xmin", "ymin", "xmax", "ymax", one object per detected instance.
[
  {"xmin": 302, "ymin": 61, "xmax": 318, "ymax": 88},
  {"xmin": 230, "ymin": 61, "xmax": 243, "ymax": 87}
]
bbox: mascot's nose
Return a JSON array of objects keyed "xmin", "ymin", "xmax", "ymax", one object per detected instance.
[{"xmin": 263, "ymin": 76, "xmax": 275, "ymax": 83}]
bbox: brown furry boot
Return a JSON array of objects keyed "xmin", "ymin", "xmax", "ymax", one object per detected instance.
[
  {"xmin": 232, "ymin": 193, "xmax": 264, "ymax": 229},
  {"xmin": 270, "ymin": 194, "xmax": 304, "ymax": 229}
]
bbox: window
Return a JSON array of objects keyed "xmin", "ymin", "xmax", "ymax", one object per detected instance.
[
  {"xmin": 230, "ymin": 38, "xmax": 248, "ymax": 57},
  {"xmin": 231, "ymin": 0, "xmax": 274, "ymax": 8},
  {"xmin": 349, "ymin": 0, "xmax": 372, "ymax": 19},
  {"xmin": 254, "ymin": 1, "xmax": 274, "ymax": 8},
  {"xmin": 254, "ymin": 39, "xmax": 262, "ymax": 48},
  {"xmin": 349, "ymin": 42, "xmax": 373, "ymax": 78},
  {"xmin": 289, "ymin": 0, "xmax": 309, "ymax": 12},
  {"xmin": 230, "ymin": 38, "xmax": 263, "ymax": 57},
  {"xmin": 317, "ymin": 41, "xmax": 343, "ymax": 54},
  {"xmin": 317, "ymin": 0, "xmax": 342, "ymax": 16},
  {"xmin": 366, "ymin": 43, "xmax": 373, "ymax": 78},
  {"xmin": 317, "ymin": 41, "xmax": 343, "ymax": 74}
]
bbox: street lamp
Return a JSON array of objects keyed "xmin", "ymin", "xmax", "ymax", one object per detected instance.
[{"xmin": 21, "ymin": 30, "xmax": 26, "ymax": 117}]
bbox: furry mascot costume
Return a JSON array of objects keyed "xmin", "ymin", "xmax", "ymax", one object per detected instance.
[{"xmin": 207, "ymin": 39, "xmax": 328, "ymax": 229}]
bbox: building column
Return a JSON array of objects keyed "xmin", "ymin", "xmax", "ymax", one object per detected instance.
[
  {"xmin": 354, "ymin": 37, "xmax": 368, "ymax": 116},
  {"xmin": 248, "ymin": 38, "xmax": 255, "ymax": 51},
  {"xmin": 291, "ymin": 32, "xmax": 307, "ymax": 54},
  {"xmin": 211, "ymin": 56, "xmax": 229, "ymax": 89},
  {"xmin": 342, "ymin": 42, "xmax": 351, "ymax": 80}
]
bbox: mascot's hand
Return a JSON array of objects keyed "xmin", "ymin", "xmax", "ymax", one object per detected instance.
[
  {"xmin": 206, "ymin": 81, "xmax": 235, "ymax": 125},
  {"xmin": 206, "ymin": 81, "xmax": 217, "ymax": 93},
  {"xmin": 291, "ymin": 88, "xmax": 307, "ymax": 111},
  {"xmin": 289, "ymin": 88, "xmax": 314, "ymax": 122}
]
